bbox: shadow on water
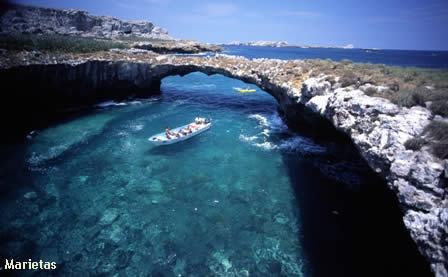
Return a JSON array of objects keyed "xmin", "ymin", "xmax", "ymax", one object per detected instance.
[{"xmin": 281, "ymin": 139, "xmax": 432, "ymax": 277}]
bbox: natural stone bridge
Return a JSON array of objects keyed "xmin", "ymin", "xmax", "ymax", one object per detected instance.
[{"xmin": 1, "ymin": 52, "xmax": 447, "ymax": 276}]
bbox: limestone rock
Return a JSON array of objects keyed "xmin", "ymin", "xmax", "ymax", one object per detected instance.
[
  {"xmin": 0, "ymin": 4, "xmax": 172, "ymax": 40},
  {"xmin": 444, "ymin": 160, "xmax": 448, "ymax": 178},
  {"xmin": 301, "ymin": 77, "xmax": 331, "ymax": 99},
  {"xmin": 99, "ymin": 208, "xmax": 119, "ymax": 225}
]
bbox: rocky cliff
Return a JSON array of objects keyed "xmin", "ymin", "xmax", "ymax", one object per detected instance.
[
  {"xmin": 0, "ymin": 51, "xmax": 447, "ymax": 276},
  {"xmin": 0, "ymin": 4, "xmax": 172, "ymax": 40}
]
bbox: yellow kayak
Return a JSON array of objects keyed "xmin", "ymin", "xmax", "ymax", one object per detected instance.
[{"xmin": 236, "ymin": 88, "xmax": 256, "ymax": 93}]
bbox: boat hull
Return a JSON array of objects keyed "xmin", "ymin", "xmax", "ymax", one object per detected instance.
[
  {"xmin": 237, "ymin": 89, "xmax": 256, "ymax": 93},
  {"xmin": 148, "ymin": 122, "xmax": 211, "ymax": 146}
]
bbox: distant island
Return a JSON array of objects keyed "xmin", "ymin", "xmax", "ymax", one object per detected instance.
[{"xmin": 224, "ymin": 40, "xmax": 355, "ymax": 49}]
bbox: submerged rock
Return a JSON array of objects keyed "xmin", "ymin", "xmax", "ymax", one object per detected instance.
[
  {"xmin": 99, "ymin": 208, "xmax": 119, "ymax": 225},
  {"xmin": 24, "ymin": 191, "xmax": 37, "ymax": 199}
]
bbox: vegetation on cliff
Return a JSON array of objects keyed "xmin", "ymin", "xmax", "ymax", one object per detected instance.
[
  {"xmin": 303, "ymin": 58, "xmax": 448, "ymax": 159},
  {"xmin": 422, "ymin": 121, "xmax": 448, "ymax": 159},
  {"xmin": 0, "ymin": 33, "xmax": 221, "ymax": 55},
  {"xmin": 0, "ymin": 34, "xmax": 128, "ymax": 53}
]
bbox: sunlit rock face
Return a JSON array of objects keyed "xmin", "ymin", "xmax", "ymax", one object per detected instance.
[
  {"xmin": 0, "ymin": 4, "xmax": 172, "ymax": 40},
  {"xmin": 1, "ymin": 52, "xmax": 447, "ymax": 276}
]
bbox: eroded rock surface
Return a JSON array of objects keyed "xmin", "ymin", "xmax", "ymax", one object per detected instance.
[{"xmin": 0, "ymin": 4, "xmax": 172, "ymax": 40}]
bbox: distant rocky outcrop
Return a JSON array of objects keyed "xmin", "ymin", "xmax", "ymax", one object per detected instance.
[
  {"xmin": 133, "ymin": 41, "xmax": 221, "ymax": 54},
  {"xmin": 0, "ymin": 4, "xmax": 172, "ymax": 40},
  {"xmin": 225, "ymin": 40, "xmax": 355, "ymax": 49},
  {"xmin": 226, "ymin": 40, "xmax": 290, "ymax": 47},
  {"xmin": 247, "ymin": 41, "xmax": 289, "ymax": 47}
]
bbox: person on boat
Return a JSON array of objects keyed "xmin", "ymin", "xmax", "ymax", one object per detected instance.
[
  {"xmin": 187, "ymin": 124, "xmax": 194, "ymax": 133},
  {"xmin": 165, "ymin": 127, "xmax": 174, "ymax": 139},
  {"xmin": 165, "ymin": 127, "xmax": 180, "ymax": 139},
  {"xmin": 180, "ymin": 127, "xmax": 191, "ymax": 136},
  {"xmin": 195, "ymin": 116, "xmax": 204, "ymax": 124},
  {"xmin": 188, "ymin": 123, "xmax": 197, "ymax": 131}
]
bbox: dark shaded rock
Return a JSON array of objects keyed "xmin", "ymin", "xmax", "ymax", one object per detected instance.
[{"xmin": 115, "ymin": 250, "xmax": 134, "ymax": 270}]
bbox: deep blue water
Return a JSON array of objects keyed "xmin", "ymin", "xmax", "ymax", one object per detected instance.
[
  {"xmin": 0, "ymin": 47, "xmax": 435, "ymax": 276},
  {"xmin": 222, "ymin": 45, "xmax": 448, "ymax": 68}
]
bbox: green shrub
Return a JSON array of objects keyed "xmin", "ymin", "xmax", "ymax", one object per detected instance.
[
  {"xmin": 388, "ymin": 81, "xmax": 400, "ymax": 92},
  {"xmin": 429, "ymin": 100, "xmax": 448, "ymax": 117},
  {"xmin": 0, "ymin": 34, "xmax": 129, "ymax": 53},
  {"xmin": 341, "ymin": 59, "xmax": 353, "ymax": 65},
  {"xmin": 423, "ymin": 121, "xmax": 448, "ymax": 159},
  {"xmin": 404, "ymin": 137, "xmax": 426, "ymax": 151},
  {"xmin": 391, "ymin": 88, "xmax": 426, "ymax": 108},
  {"xmin": 364, "ymin": 87, "xmax": 377, "ymax": 96},
  {"xmin": 340, "ymin": 71, "xmax": 358, "ymax": 87},
  {"xmin": 431, "ymin": 142, "xmax": 448, "ymax": 159},
  {"xmin": 423, "ymin": 121, "xmax": 448, "ymax": 140},
  {"xmin": 325, "ymin": 75, "xmax": 336, "ymax": 86}
]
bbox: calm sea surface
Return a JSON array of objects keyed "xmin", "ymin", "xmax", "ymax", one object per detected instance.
[
  {"xmin": 224, "ymin": 45, "xmax": 448, "ymax": 68},
  {"xmin": 0, "ymin": 47, "xmax": 435, "ymax": 276}
]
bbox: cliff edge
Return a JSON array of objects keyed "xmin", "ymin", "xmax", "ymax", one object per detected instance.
[{"xmin": 0, "ymin": 4, "xmax": 172, "ymax": 40}]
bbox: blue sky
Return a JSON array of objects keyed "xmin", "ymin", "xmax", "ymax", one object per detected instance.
[{"xmin": 11, "ymin": 0, "xmax": 448, "ymax": 50}]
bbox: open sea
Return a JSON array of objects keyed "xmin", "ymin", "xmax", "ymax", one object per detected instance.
[{"xmin": 0, "ymin": 47, "xmax": 440, "ymax": 276}]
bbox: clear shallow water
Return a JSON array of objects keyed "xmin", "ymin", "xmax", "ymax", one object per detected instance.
[
  {"xmin": 223, "ymin": 45, "xmax": 448, "ymax": 68},
  {"xmin": 1, "ymin": 73, "xmax": 309, "ymax": 276},
  {"xmin": 0, "ymin": 72, "xmax": 432, "ymax": 276}
]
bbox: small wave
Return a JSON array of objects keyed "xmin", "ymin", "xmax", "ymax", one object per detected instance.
[
  {"xmin": 253, "ymin": 141, "xmax": 278, "ymax": 150},
  {"xmin": 96, "ymin": 100, "xmax": 127, "ymax": 108},
  {"xmin": 239, "ymin": 134, "xmax": 259, "ymax": 142},
  {"xmin": 269, "ymin": 114, "xmax": 288, "ymax": 131},
  {"xmin": 191, "ymin": 83, "xmax": 216, "ymax": 89},
  {"xmin": 132, "ymin": 124, "xmax": 144, "ymax": 131},
  {"xmin": 279, "ymin": 136, "xmax": 326, "ymax": 154},
  {"xmin": 239, "ymin": 133, "xmax": 278, "ymax": 151},
  {"xmin": 249, "ymin": 114, "xmax": 269, "ymax": 127},
  {"xmin": 261, "ymin": 129, "xmax": 270, "ymax": 137},
  {"xmin": 116, "ymin": 131, "xmax": 129, "ymax": 137},
  {"xmin": 96, "ymin": 100, "xmax": 117, "ymax": 108},
  {"xmin": 27, "ymin": 143, "xmax": 69, "ymax": 172},
  {"xmin": 248, "ymin": 113, "xmax": 288, "ymax": 133}
]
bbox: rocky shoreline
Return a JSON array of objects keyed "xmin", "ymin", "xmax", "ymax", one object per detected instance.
[
  {"xmin": 0, "ymin": 50, "xmax": 446, "ymax": 275},
  {"xmin": 225, "ymin": 40, "xmax": 354, "ymax": 49},
  {"xmin": 0, "ymin": 3, "xmax": 172, "ymax": 40},
  {"xmin": 132, "ymin": 41, "xmax": 221, "ymax": 54}
]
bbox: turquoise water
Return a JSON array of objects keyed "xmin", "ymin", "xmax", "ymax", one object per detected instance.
[{"xmin": 0, "ymin": 72, "xmax": 432, "ymax": 276}]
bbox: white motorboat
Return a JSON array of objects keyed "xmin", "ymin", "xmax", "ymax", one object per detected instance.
[{"xmin": 148, "ymin": 119, "xmax": 211, "ymax": 146}]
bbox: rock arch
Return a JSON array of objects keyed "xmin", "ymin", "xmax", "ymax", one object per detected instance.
[{"xmin": 0, "ymin": 54, "xmax": 446, "ymax": 275}]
